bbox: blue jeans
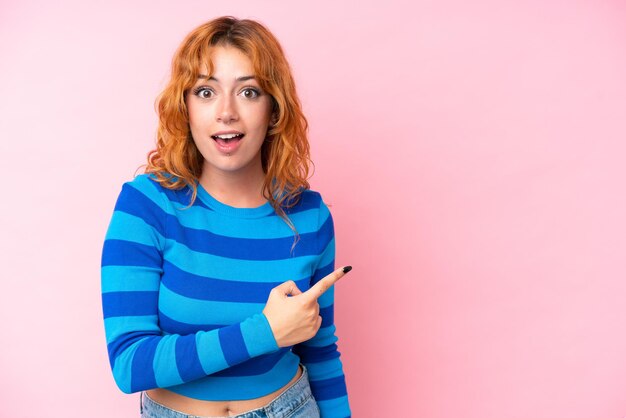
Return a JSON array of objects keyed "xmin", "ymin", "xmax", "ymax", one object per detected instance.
[{"xmin": 140, "ymin": 365, "xmax": 320, "ymax": 418}]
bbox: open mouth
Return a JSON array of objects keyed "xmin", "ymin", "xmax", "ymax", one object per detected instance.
[
  {"xmin": 211, "ymin": 133, "xmax": 245, "ymax": 154},
  {"xmin": 211, "ymin": 133, "xmax": 245, "ymax": 145}
]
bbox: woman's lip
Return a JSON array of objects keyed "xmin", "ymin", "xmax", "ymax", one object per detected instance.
[
  {"xmin": 212, "ymin": 130, "xmax": 244, "ymax": 136},
  {"xmin": 213, "ymin": 135, "xmax": 243, "ymax": 154}
]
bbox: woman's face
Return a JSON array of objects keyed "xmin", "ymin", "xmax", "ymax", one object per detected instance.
[{"xmin": 186, "ymin": 45, "xmax": 273, "ymax": 180}]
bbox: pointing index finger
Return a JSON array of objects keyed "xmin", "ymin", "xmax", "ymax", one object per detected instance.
[{"xmin": 305, "ymin": 266, "xmax": 352, "ymax": 300}]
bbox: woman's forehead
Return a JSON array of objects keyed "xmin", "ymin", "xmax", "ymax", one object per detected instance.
[{"xmin": 195, "ymin": 47, "xmax": 261, "ymax": 82}]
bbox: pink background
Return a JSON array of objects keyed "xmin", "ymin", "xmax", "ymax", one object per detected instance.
[{"xmin": 1, "ymin": 1, "xmax": 625, "ymax": 416}]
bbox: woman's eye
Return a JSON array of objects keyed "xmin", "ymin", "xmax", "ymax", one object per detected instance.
[
  {"xmin": 241, "ymin": 88, "xmax": 260, "ymax": 99},
  {"xmin": 193, "ymin": 87, "xmax": 214, "ymax": 99}
]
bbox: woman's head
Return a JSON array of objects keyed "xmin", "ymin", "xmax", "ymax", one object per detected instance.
[
  {"xmin": 186, "ymin": 44, "xmax": 275, "ymax": 185},
  {"xmin": 146, "ymin": 16, "xmax": 311, "ymax": 216}
]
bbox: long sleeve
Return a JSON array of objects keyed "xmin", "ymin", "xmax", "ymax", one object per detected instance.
[
  {"xmin": 293, "ymin": 199, "xmax": 351, "ymax": 418},
  {"xmin": 101, "ymin": 179, "xmax": 280, "ymax": 394}
]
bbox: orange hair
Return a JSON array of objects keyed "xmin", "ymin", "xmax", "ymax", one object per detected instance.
[{"xmin": 144, "ymin": 16, "xmax": 312, "ymax": 240}]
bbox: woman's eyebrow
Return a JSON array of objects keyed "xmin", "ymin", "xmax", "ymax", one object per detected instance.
[{"xmin": 197, "ymin": 75, "xmax": 256, "ymax": 82}]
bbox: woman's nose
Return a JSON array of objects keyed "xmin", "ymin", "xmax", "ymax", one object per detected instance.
[{"xmin": 216, "ymin": 96, "xmax": 238, "ymax": 123}]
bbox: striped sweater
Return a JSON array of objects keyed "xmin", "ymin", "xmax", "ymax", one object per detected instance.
[{"xmin": 101, "ymin": 174, "xmax": 350, "ymax": 417}]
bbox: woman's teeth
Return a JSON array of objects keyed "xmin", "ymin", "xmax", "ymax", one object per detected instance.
[{"xmin": 212, "ymin": 133, "xmax": 244, "ymax": 142}]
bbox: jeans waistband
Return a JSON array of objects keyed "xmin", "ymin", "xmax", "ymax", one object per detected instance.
[{"xmin": 140, "ymin": 364, "xmax": 313, "ymax": 418}]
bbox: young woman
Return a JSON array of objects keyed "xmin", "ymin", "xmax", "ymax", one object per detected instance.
[{"xmin": 101, "ymin": 16, "xmax": 351, "ymax": 418}]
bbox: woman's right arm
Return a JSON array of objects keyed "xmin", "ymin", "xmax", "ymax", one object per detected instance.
[{"xmin": 101, "ymin": 177, "xmax": 280, "ymax": 394}]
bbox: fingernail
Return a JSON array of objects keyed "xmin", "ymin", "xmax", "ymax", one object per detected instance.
[{"xmin": 342, "ymin": 266, "xmax": 352, "ymax": 274}]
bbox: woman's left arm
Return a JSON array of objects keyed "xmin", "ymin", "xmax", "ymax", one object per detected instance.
[{"xmin": 292, "ymin": 199, "xmax": 351, "ymax": 418}]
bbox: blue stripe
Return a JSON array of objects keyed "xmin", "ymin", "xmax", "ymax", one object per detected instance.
[
  {"xmin": 312, "ymin": 260, "xmax": 334, "ymax": 284},
  {"xmin": 315, "ymin": 240, "xmax": 335, "ymax": 273},
  {"xmin": 159, "ymin": 311, "xmax": 222, "ymax": 335},
  {"xmin": 157, "ymin": 182, "xmax": 211, "ymax": 210},
  {"xmin": 293, "ymin": 343, "xmax": 340, "ymax": 363},
  {"xmin": 116, "ymin": 184, "xmax": 166, "ymax": 235},
  {"xmin": 107, "ymin": 331, "xmax": 155, "ymax": 369},
  {"xmin": 169, "ymin": 206, "xmax": 322, "ymax": 239},
  {"xmin": 162, "ymin": 261, "xmax": 310, "ymax": 303},
  {"xmin": 130, "ymin": 337, "xmax": 159, "ymax": 392},
  {"xmin": 159, "ymin": 286, "xmax": 264, "ymax": 325},
  {"xmin": 300, "ymin": 325, "xmax": 338, "ymax": 347},
  {"xmin": 101, "ymin": 240, "xmax": 162, "ymax": 268},
  {"xmin": 101, "ymin": 266, "xmax": 160, "ymax": 293},
  {"xmin": 282, "ymin": 190, "xmax": 322, "ymax": 215},
  {"xmin": 102, "ymin": 291, "xmax": 158, "ymax": 318},
  {"xmin": 163, "ymin": 222, "xmax": 319, "ymax": 260},
  {"xmin": 218, "ymin": 324, "xmax": 250, "ymax": 366},
  {"xmin": 105, "ymin": 211, "xmax": 164, "ymax": 248},
  {"xmin": 163, "ymin": 246, "xmax": 319, "ymax": 283},
  {"xmin": 316, "ymin": 212, "xmax": 334, "ymax": 252},
  {"xmin": 211, "ymin": 348, "xmax": 290, "ymax": 377},
  {"xmin": 175, "ymin": 334, "xmax": 207, "ymax": 382},
  {"xmin": 193, "ymin": 181, "xmax": 321, "ymax": 215},
  {"xmin": 117, "ymin": 182, "xmax": 325, "ymax": 260},
  {"xmin": 173, "ymin": 207, "xmax": 319, "ymax": 239},
  {"xmin": 309, "ymin": 375, "xmax": 348, "ymax": 401},
  {"xmin": 158, "ymin": 205, "xmax": 322, "ymax": 239},
  {"xmin": 320, "ymin": 305, "xmax": 334, "ymax": 327}
]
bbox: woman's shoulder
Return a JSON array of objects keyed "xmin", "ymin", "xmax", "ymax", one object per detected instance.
[
  {"xmin": 294, "ymin": 189, "xmax": 334, "ymax": 236},
  {"xmin": 123, "ymin": 172, "xmax": 158, "ymax": 189},
  {"xmin": 125, "ymin": 172, "xmax": 177, "ymax": 190},
  {"xmin": 112, "ymin": 173, "xmax": 167, "ymax": 211},
  {"xmin": 284, "ymin": 188, "xmax": 325, "ymax": 211},
  {"xmin": 300, "ymin": 188, "xmax": 334, "ymax": 211},
  {"xmin": 298, "ymin": 188, "xmax": 321, "ymax": 202},
  {"xmin": 116, "ymin": 172, "xmax": 198, "ymax": 213},
  {"xmin": 122, "ymin": 173, "xmax": 192, "ymax": 203},
  {"xmin": 283, "ymin": 188, "xmax": 333, "ymax": 227},
  {"xmin": 116, "ymin": 173, "xmax": 164, "ymax": 201}
]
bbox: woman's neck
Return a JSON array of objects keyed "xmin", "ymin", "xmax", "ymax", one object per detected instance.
[{"xmin": 198, "ymin": 163, "xmax": 267, "ymax": 208}]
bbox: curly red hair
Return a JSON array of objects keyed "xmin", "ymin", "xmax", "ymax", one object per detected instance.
[{"xmin": 144, "ymin": 16, "xmax": 312, "ymax": 239}]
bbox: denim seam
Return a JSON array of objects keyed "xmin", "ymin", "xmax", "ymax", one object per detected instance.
[{"xmin": 280, "ymin": 395, "xmax": 309, "ymax": 418}]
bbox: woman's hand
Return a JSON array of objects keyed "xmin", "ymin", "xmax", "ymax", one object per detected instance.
[{"xmin": 262, "ymin": 266, "xmax": 352, "ymax": 347}]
